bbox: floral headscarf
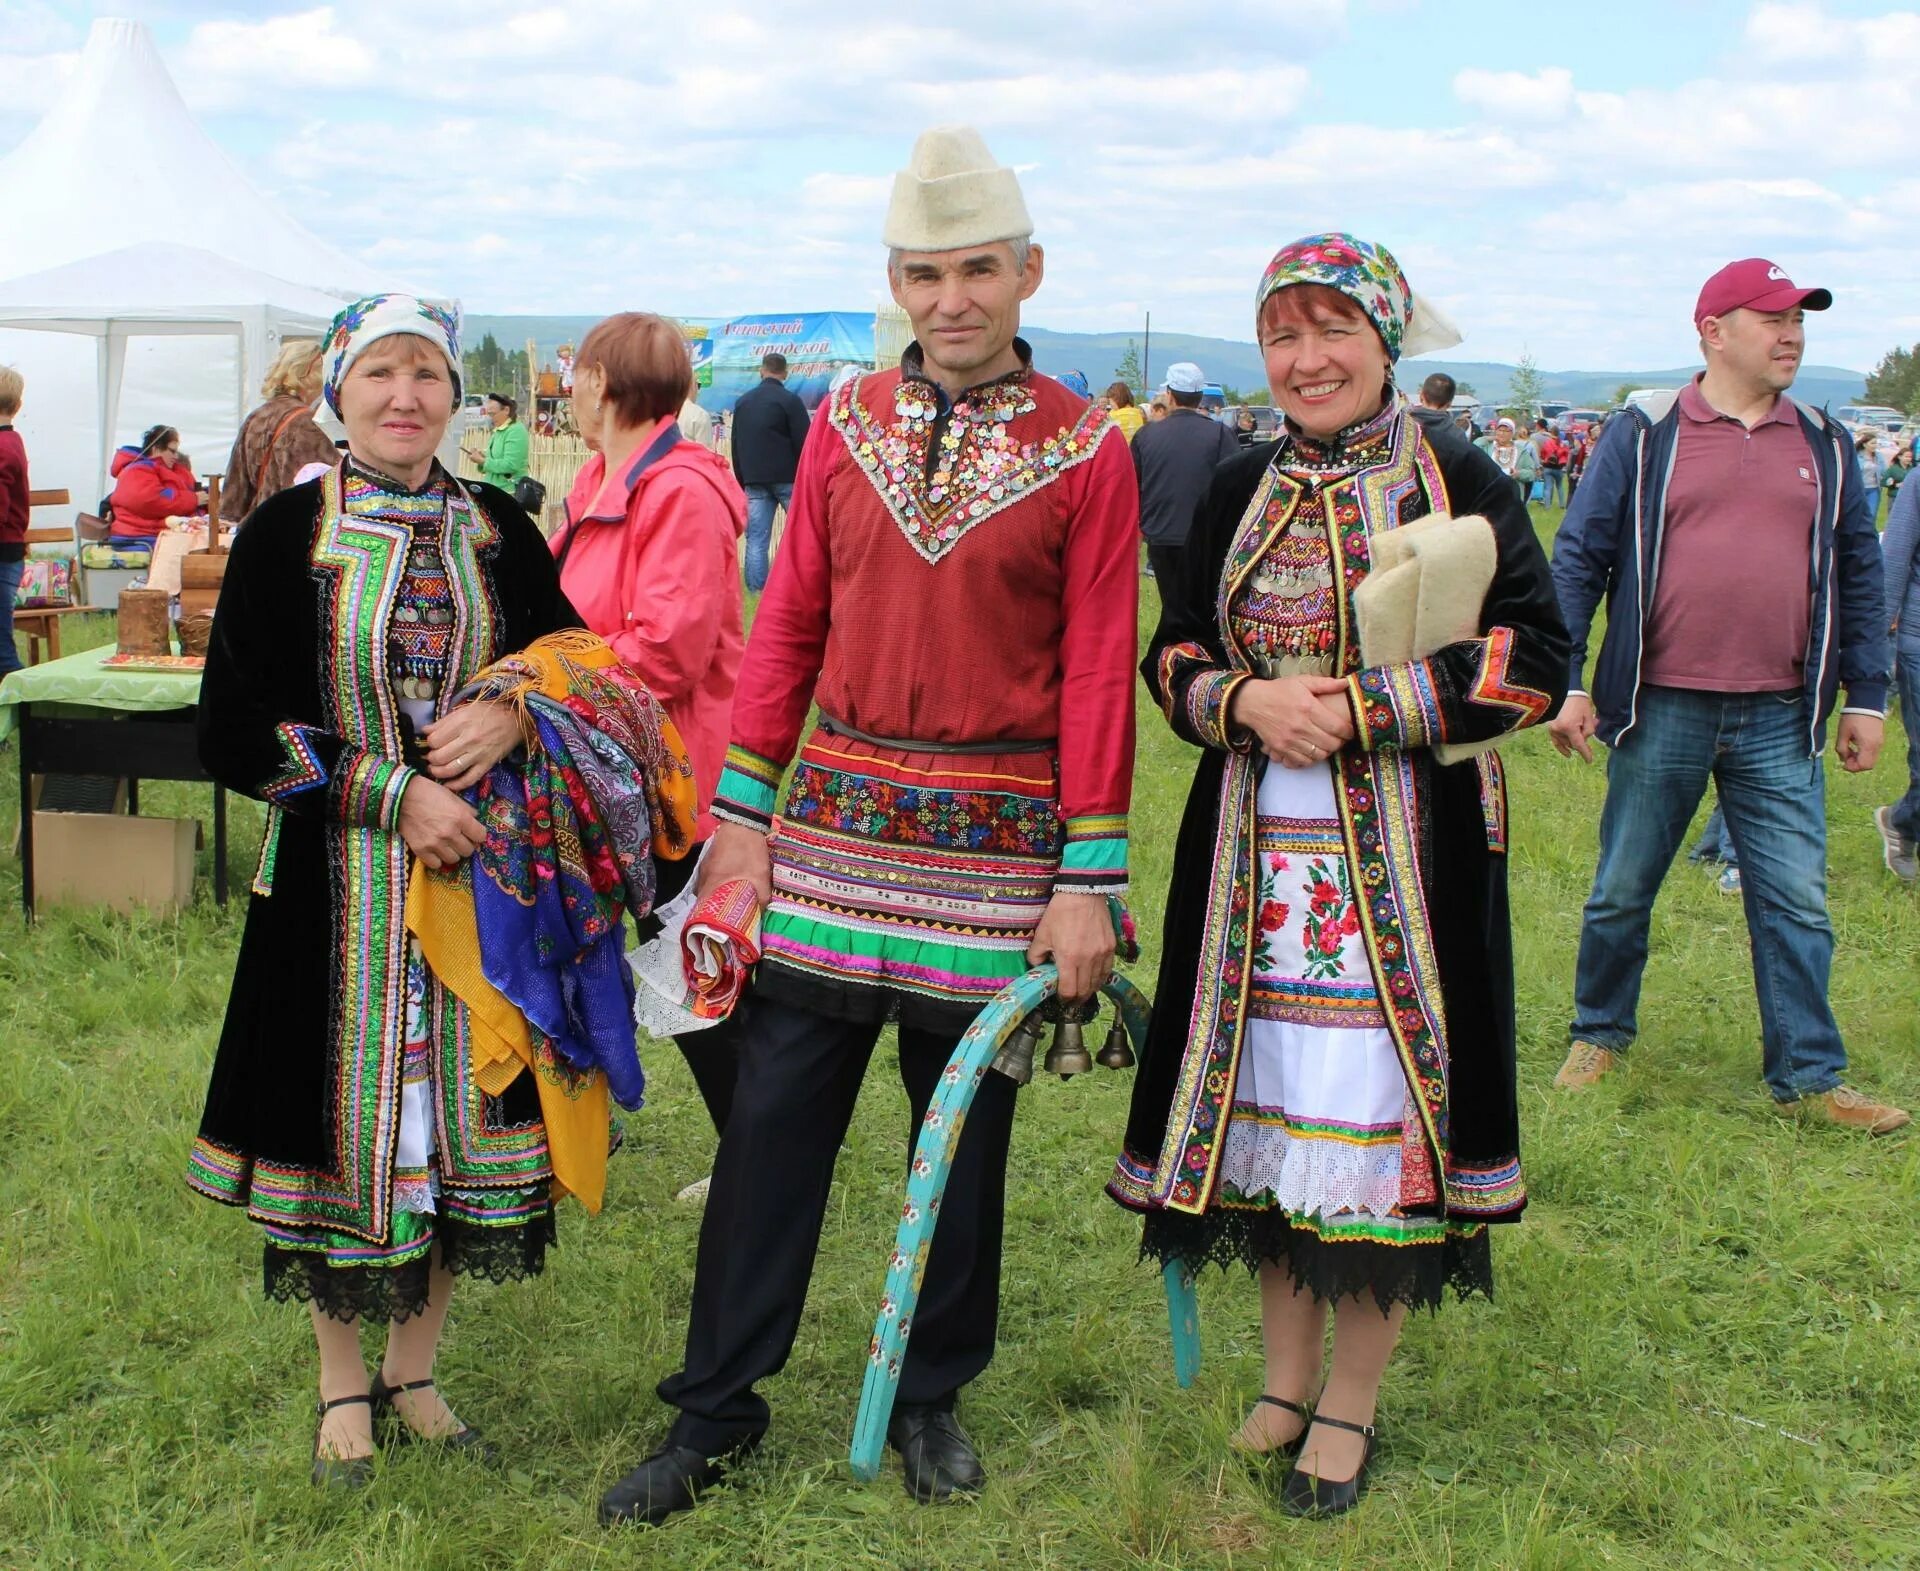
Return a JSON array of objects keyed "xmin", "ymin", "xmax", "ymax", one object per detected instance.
[
  {"xmin": 1255, "ymin": 232, "xmax": 1462, "ymax": 364},
  {"xmin": 321, "ymin": 292, "xmax": 463, "ymax": 416}
]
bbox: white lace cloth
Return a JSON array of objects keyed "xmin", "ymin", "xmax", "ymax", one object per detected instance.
[{"xmin": 1216, "ymin": 757, "xmax": 1410, "ymax": 1218}]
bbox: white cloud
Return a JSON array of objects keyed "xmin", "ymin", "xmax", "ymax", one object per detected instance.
[
  {"xmin": 1453, "ymin": 66, "xmax": 1576, "ymax": 122},
  {"xmin": 185, "ymin": 7, "xmax": 375, "ymax": 90},
  {"xmin": 4, "ymin": 0, "xmax": 1918, "ymax": 370}
]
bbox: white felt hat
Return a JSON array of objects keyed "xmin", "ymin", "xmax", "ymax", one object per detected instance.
[{"xmin": 883, "ymin": 126, "xmax": 1033, "ymax": 252}]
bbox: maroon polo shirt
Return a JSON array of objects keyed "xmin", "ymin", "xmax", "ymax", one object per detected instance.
[{"xmin": 1641, "ymin": 377, "xmax": 1814, "ymax": 693}]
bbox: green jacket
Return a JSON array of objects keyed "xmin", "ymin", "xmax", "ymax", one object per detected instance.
[{"xmin": 482, "ymin": 420, "xmax": 530, "ymax": 490}]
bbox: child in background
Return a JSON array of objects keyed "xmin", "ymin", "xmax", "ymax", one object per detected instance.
[{"xmin": 0, "ymin": 365, "xmax": 28, "ymax": 681}]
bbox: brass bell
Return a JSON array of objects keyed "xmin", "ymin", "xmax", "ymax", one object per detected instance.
[
  {"xmin": 1043, "ymin": 1017, "xmax": 1095, "ymax": 1079},
  {"xmin": 989, "ymin": 1013, "xmax": 1044, "ymax": 1085},
  {"xmin": 1095, "ymin": 1022, "xmax": 1136, "ymax": 1071}
]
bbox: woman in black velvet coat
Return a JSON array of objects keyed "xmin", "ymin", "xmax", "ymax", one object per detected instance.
[
  {"xmin": 1106, "ymin": 234, "xmax": 1569, "ymax": 1516},
  {"xmin": 186, "ymin": 295, "xmax": 577, "ymax": 1484}
]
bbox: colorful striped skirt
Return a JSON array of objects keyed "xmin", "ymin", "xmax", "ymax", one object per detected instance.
[{"xmin": 756, "ymin": 727, "xmax": 1062, "ymax": 1032}]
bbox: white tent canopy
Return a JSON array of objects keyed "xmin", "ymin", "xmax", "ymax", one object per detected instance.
[
  {"xmin": 0, "ymin": 18, "xmax": 391, "ymax": 511},
  {"xmin": 0, "ymin": 18, "xmax": 372, "ymax": 289},
  {"xmin": 0, "ymin": 245, "xmax": 347, "ymax": 507}
]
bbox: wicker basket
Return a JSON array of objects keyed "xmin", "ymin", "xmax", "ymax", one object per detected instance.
[
  {"xmin": 176, "ymin": 610, "xmax": 214, "ymax": 659},
  {"xmin": 117, "ymin": 588, "xmax": 173, "ymax": 656}
]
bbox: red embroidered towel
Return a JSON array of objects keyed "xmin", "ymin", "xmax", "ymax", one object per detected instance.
[{"xmin": 681, "ymin": 878, "xmax": 763, "ymax": 1020}]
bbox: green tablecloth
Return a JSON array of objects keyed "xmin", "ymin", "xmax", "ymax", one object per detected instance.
[{"xmin": 0, "ymin": 644, "xmax": 204, "ymax": 743}]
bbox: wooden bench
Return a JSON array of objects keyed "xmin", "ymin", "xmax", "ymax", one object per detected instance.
[{"xmin": 15, "ymin": 496, "xmax": 103, "ymax": 666}]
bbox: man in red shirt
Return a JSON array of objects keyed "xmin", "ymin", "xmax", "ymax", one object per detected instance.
[
  {"xmin": 600, "ymin": 128, "xmax": 1140, "ymax": 1527},
  {"xmin": 1548, "ymin": 259, "xmax": 1904, "ymax": 1134}
]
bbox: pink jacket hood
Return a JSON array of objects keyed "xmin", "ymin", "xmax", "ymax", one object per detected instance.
[
  {"xmin": 556, "ymin": 428, "xmax": 748, "ymax": 839},
  {"xmin": 568, "ymin": 436, "xmax": 746, "ymax": 537}
]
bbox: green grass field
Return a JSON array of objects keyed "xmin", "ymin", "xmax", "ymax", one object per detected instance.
[{"xmin": 4, "ymin": 515, "xmax": 1918, "ymax": 1569}]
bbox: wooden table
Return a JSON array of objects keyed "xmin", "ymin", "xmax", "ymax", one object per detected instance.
[
  {"xmin": 1, "ymin": 645, "xmax": 228, "ymax": 918},
  {"xmin": 13, "ymin": 604, "xmax": 101, "ymax": 665}
]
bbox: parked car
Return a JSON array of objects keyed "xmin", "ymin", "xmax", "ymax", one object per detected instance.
[
  {"xmin": 1620, "ymin": 389, "xmax": 1679, "ymax": 418},
  {"xmin": 1555, "ymin": 408, "xmax": 1605, "ymax": 435},
  {"xmin": 1217, "ymin": 404, "xmax": 1279, "ymax": 438}
]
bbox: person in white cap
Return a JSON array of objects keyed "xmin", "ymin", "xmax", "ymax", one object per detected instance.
[
  {"xmin": 600, "ymin": 126, "xmax": 1140, "ymax": 1527},
  {"xmin": 1130, "ymin": 360, "xmax": 1238, "ymax": 585}
]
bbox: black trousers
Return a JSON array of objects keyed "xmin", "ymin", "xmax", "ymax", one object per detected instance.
[
  {"xmin": 673, "ymin": 1020, "xmax": 738, "ymax": 1134},
  {"xmin": 658, "ymin": 994, "xmax": 1019, "ymax": 1453},
  {"xmin": 1145, "ymin": 536, "xmax": 1185, "ymax": 592}
]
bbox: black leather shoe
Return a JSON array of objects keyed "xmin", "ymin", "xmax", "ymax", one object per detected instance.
[
  {"xmin": 311, "ymin": 1393, "xmax": 375, "ymax": 1489},
  {"xmin": 598, "ymin": 1440, "xmax": 753, "ymax": 1527},
  {"xmin": 370, "ymin": 1373, "xmax": 496, "ymax": 1464},
  {"xmin": 1280, "ymin": 1413, "xmax": 1378, "ymax": 1518},
  {"xmin": 887, "ymin": 1406, "xmax": 985, "ymax": 1503}
]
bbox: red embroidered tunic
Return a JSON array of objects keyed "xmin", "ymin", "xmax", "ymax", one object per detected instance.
[{"xmin": 713, "ymin": 347, "xmax": 1140, "ymax": 1022}]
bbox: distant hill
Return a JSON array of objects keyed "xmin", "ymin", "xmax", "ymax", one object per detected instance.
[{"xmin": 466, "ymin": 315, "xmax": 1867, "ymax": 411}]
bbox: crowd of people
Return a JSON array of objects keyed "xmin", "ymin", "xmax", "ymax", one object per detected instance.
[{"xmin": 3, "ymin": 116, "xmax": 1916, "ymax": 1544}]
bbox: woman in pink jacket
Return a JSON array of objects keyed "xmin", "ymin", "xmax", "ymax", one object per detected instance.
[{"xmin": 558, "ymin": 312, "xmax": 748, "ymax": 1142}]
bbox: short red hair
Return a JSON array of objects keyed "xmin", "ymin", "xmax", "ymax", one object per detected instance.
[
  {"xmin": 576, "ymin": 312, "xmax": 691, "ymax": 426},
  {"xmin": 1258, "ymin": 283, "xmax": 1370, "ymax": 341}
]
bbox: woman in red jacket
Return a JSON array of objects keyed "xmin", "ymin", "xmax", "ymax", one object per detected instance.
[
  {"xmin": 108, "ymin": 424, "xmax": 206, "ymax": 546},
  {"xmin": 558, "ymin": 312, "xmax": 748, "ymax": 1147}
]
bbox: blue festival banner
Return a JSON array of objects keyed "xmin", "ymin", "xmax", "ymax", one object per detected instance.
[{"xmin": 685, "ymin": 313, "xmax": 876, "ymax": 412}]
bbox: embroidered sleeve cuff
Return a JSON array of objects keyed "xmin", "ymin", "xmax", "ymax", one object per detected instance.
[
  {"xmin": 337, "ymin": 751, "xmax": 417, "ymax": 832},
  {"xmin": 1187, "ymin": 670, "xmax": 1254, "ymax": 752},
  {"xmin": 1347, "ymin": 664, "xmax": 1443, "ymax": 752},
  {"xmin": 1056, "ymin": 816, "xmax": 1129, "ymax": 895},
  {"xmin": 711, "ymin": 745, "xmax": 783, "ymax": 833}
]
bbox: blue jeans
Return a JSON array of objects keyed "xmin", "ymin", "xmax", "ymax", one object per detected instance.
[
  {"xmin": 1688, "ymin": 802, "xmax": 1738, "ymax": 867},
  {"xmin": 1570, "ymin": 685, "xmax": 1848, "ymax": 1101},
  {"xmin": 1543, "ymin": 467, "xmax": 1565, "ymax": 507},
  {"xmin": 0, "ymin": 557, "xmax": 22, "ymax": 679},
  {"xmin": 743, "ymin": 483, "xmax": 791, "ymax": 593},
  {"xmin": 1892, "ymin": 645, "xmax": 1920, "ymax": 843}
]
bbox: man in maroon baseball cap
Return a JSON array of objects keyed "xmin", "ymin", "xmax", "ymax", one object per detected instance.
[
  {"xmin": 1546, "ymin": 255, "xmax": 1904, "ymax": 1135},
  {"xmin": 1693, "ymin": 257, "xmax": 1833, "ymax": 328}
]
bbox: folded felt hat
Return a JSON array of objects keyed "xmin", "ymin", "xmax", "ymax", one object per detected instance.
[
  {"xmin": 1163, "ymin": 361, "xmax": 1207, "ymax": 394},
  {"xmin": 883, "ymin": 126, "xmax": 1033, "ymax": 252}
]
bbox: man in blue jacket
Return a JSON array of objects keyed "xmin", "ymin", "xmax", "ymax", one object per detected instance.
[
  {"xmin": 1548, "ymin": 258, "xmax": 1907, "ymax": 1134},
  {"xmin": 729, "ymin": 352, "xmax": 812, "ymax": 591}
]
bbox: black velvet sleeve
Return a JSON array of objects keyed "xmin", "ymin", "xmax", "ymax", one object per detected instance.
[
  {"xmin": 1139, "ymin": 445, "xmax": 1275, "ymax": 751},
  {"xmin": 196, "ymin": 485, "xmax": 420, "ymax": 830},
  {"xmin": 1345, "ymin": 441, "xmax": 1571, "ymax": 753}
]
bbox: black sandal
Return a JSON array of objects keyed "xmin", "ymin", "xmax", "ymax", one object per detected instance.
[
  {"xmin": 371, "ymin": 1373, "xmax": 494, "ymax": 1462},
  {"xmin": 1241, "ymin": 1394, "xmax": 1314, "ymax": 1459},
  {"xmin": 311, "ymin": 1392, "xmax": 376, "ymax": 1489},
  {"xmin": 1280, "ymin": 1412, "xmax": 1378, "ymax": 1518}
]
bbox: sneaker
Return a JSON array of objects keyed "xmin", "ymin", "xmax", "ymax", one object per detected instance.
[
  {"xmin": 1872, "ymin": 807, "xmax": 1917, "ymax": 883},
  {"xmin": 675, "ymin": 1175, "xmax": 712, "ymax": 1203},
  {"xmin": 1781, "ymin": 1086, "xmax": 1912, "ymax": 1136},
  {"xmin": 1717, "ymin": 865, "xmax": 1742, "ymax": 895},
  {"xmin": 1554, "ymin": 1040, "xmax": 1616, "ymax": 1089}
]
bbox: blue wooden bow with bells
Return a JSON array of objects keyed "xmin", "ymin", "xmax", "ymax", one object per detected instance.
[{"xmin": 847, "ymin": 953, "xmax": 1203, "ymax": 1483}]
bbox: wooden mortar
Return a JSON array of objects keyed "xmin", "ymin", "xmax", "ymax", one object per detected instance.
[{"xmin": 117, "ymin": 588, "xmax": 173, "ymax": 656}]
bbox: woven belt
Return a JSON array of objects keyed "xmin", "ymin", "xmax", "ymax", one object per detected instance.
[{"xmin": 819, "ymin": 713, "xmax": 1056, "ymax": 756}]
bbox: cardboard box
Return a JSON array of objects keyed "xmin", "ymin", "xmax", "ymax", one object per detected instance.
[{"xmin": 31, "ymin": 810, "xmax": 197, "ymax": 916}]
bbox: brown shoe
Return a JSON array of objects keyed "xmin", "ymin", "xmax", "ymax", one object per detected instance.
[
  {"xmin": 1554, "ymin": 1040, "xmax": 1616, "ymax": 1089},
  {"xmin": 1782, "ymin": 1086, "xmax": 1912, "ymax": 1136}
]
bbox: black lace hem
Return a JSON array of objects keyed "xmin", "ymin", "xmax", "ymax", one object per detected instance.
[
  {"xmin": 262, "ymin": 1209, "xmax": 558, "ymax": 1324},
  {"xmin": 1139, "ymin": 1207, "xmax": 1493, "ymax": 1315}
]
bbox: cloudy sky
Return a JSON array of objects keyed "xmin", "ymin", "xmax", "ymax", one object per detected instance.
[{"xmin": 4, "ymin": 0, "xmax": 1917, "ymax": 370}]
